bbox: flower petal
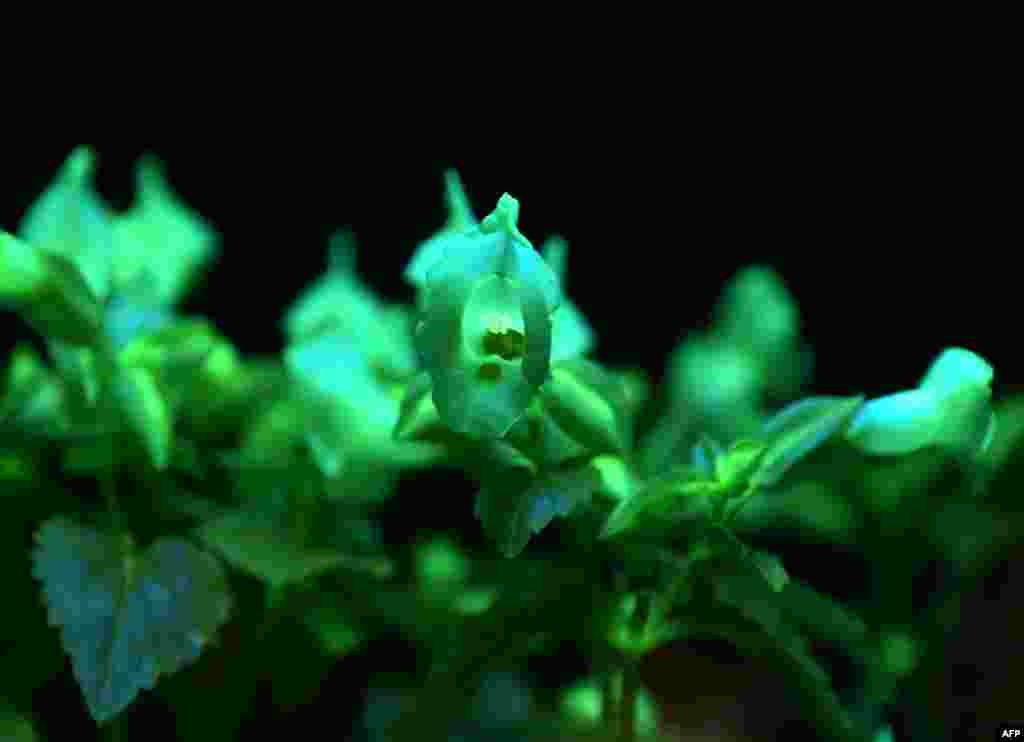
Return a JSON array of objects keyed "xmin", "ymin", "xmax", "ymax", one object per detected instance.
[{"xmin": 845, "ymin": 389, "xmax": 942, "ymax": 455}]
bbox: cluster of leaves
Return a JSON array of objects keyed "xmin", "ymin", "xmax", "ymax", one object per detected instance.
[{"xmin": 1, "ymin": 149, "xmax": 1020, "ymax": 741}]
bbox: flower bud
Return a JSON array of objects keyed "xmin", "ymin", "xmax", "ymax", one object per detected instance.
[{"xmin": 538, "ymin": 360, "xmax": 628, "ymax": 456}]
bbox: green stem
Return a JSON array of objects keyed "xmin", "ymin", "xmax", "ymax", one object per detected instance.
[
  {"xmin": 101, "ymin": 463, "xmax": 122, "ymax": 542},
  {"xmin": 620, "ymin": 660, "xmax": 638, "ymax": 742},
  {"xmin": 601, "ymin": 668, "xmax": 621, "ymax": 732}
]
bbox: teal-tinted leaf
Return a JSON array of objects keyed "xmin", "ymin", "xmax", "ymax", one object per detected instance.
[
  {"xmin": 753, "ymin": 395, "xmax": 865, "ymax": 487},
  {"xmin": 691, "ymin": 435, "xmax": 725, "ymax": 476},
  {"xmin": 524, "ymin": 463, "xmax": 598, "ymax": 536},
  {"xmin": 32, "ymin": 518, "xmax": 230, "ymax": 723},
  {"xmin": 199, "ymin": 506, "xmax": 394, "ymax": 588},
  {"xmin": 103, "ymin": 296, "xmax": 173, "ymax": 351}
]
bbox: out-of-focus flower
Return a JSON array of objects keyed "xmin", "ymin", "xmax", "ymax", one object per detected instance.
[{"xmin": 846, "ymin": 347, "xmax": 995, "ymax": 460}]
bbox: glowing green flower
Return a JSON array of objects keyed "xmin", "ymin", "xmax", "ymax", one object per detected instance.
[
  {"xmin": 413, "ymin": 194, "xmax": 560, "ymax": 438},
  {"xmin": 110, "ymin": 155, "xmax": 218, "ymax": 307},
  {"xmin": 18, "ymin": 147, "xmax": 114, "ymax": 301},
  {"xmin": 285, "ymin": 229, "xmax": 416, "ymax": 381},
  {"xmin": 403, "ymin": 169, "xmax": 477, "ymax": 291},
  {"xmin": 846, "ymin": 347, "xmax": 995, "ymax": 459},
  {"xmin": 286, "ymin": 331, "xmax": 438, "ymax": 492}
]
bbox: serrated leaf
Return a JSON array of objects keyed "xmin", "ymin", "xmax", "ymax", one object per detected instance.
[
  {"xmin": 199, "ymin": 506, "xmax": 393, "ymax": 588},
  {"xmin": 32, "ymin": 518, "xmax": 230, "ymax": 723},
  {"xmin": 753, "ymin": 395, "xmax": 865, "ymax": 487}
]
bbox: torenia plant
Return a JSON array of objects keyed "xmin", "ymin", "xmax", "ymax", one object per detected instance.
[{"xmin": 0, "ymin": 150, "xmax": 1015, "ymax": 741}]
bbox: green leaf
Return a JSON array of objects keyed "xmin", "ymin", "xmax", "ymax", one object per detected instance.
[
  {"xmin": 560, "ymin": 677, "xmax": 661, "ymax": 738},
  {"xmin": 199, "ymin": 505, "xmax": 394, "ymax": 588},
  {"xmin": 751, "ymin": 551, "xmax": 789, "ymax": 593},
  {"xmin": 539, "ymin": 360, "xmax": 629, "ymax": 455},
  {"xmin": 473, "ymin": 441, "xmax": 540, "ymax": 557},
  {"xmin": 304, "ymin": 601, "xmax": 365, "ymax": 656},
  {"xmin": 713, "ymin": 438, "xmax": 766, "ymax": 486},
  {"xmin": 32, "ymin": 518, "xmax": 231, "ymax": 723},
  {"xmin": 0, "ymin": 230, "xmax": 49, "ymax": 300},
  {"xmin": 0, "ymin": 711, "xmax": 36, "ymax": 742},
  {"xmin": 105, "ymin": 363, "xmax": 173, "ymax": 471},
  {"xmin": 7, "ymin": 247, "xmax": 105, "ymax": 346},
  {"xmin": 1, "ymin": 344, "xmax": 69, "ymax": 440},
  {"xmin": 684, "ymin": 607, "xmax": 871, "ymax": 742},
  {"xmin": 600, "ymin": 466, "xmax": 717, "ymax": 540},
  {"xmin": 753, "ymin": 395, "xmax": 865, "ymax": 487},
  {"xmin": 779, "ymin": 579, "xmax": 869, "ymax": 650}
]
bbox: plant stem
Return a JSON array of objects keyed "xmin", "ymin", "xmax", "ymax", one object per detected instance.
[
  {"xmin": 601, "ymin": 669, "xmax": 620, "ymax": 732},
  {"xmin": 620, "ymin": 660, "xmax": 638, "ymax": 742},
  {"xmin": 102, "ymin": 461, "xmax": 122, "ymax": 541}
]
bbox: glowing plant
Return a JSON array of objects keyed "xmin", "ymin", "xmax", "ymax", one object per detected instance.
[{"xmin": 1, "ymin": 149, "xmax": 1018, "ymax": 741}]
